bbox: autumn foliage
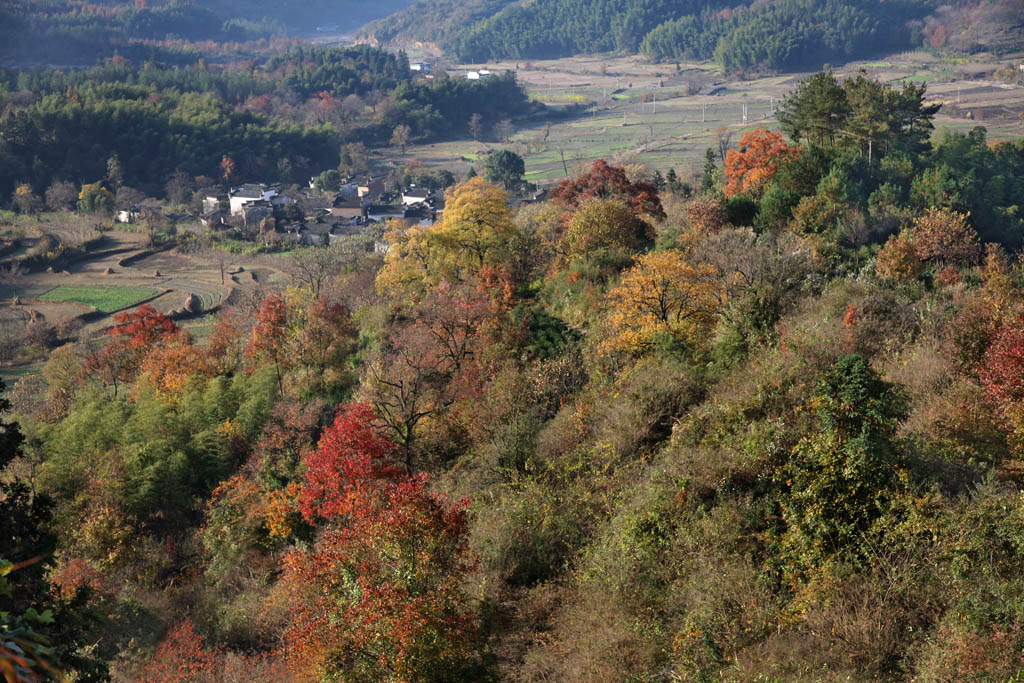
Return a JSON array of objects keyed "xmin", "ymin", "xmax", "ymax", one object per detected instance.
[
  {"xmin": 909, "ymin": 207, "xmax": 981, "ymax": 266},
  {"xmin": 108, "ymin": 304, "xmax": 182, "ymax": 351},
  {"xmin": 299, "ymin": 402, "xmax": 404, "ymax": 523},
  {"xmin": 979, "ymin": 317, "xmax": 1024, "ymax": 444},
  {"xmin": 875, "ymin": 231, "xmax": 924, "ymax": 281},
  {"xmin": 551, "ymin": 159, "xmax": 665, "ymax": 220},
  {"xmin": 280, "ymin": 404, "xmax": 486, "ymax": 681},
  {"xmin": 141, "ymin": 339, "xmax": 212, "ymax": 400},
  {"xmin": 282, "ymin": 474, "xmax": 484, "ymax": 682},
  {"xmin": 246, "ymin": 294, "xmax": 289, "ymax": 370},
  {"xmin": 136, "ymin": 620, "xmax": 289, "ymax": 683},
  {"xmin": 376, "ymin": 178, "xmax": 518, "ymax": 302},
  {"xmin": 723, "ymin": 126, "xmax": 799, "ymax": 198},
  {"xmin": 564, "ymin": 197, "xmax": 654, "ymax": 257},
  {"xmin": 603, "ymin": 250, "xmax": 724, "ymax": 355},
  {"xmin": 83, "ymin": 305, "xmax": 186, "ymax": 393}
]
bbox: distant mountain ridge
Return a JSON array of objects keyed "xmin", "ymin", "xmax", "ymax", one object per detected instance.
[
  {"xmin": 357, "ymin": 0, "xmax": 519, "ymax": 52},
  {"xmin": 0, "ymin": 0, "xmax": 416, "ymax": 67},
  {"xmin": 358, "ymin": 0, "xmax": 1024, "ymax": 72},
  {"xmin": 195, "ymin": 0, "xmax": 416, "ymax": 34}
]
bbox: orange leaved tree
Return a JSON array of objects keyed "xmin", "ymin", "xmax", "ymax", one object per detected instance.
[{"xmin": 723, "ymin": 126, "xmax": 799, "ymax": 199}]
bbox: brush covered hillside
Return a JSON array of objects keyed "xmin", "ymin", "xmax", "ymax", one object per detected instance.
[
  {"xmin": 5, "ymin": 71, "xmax": 1024, "ymax": 681},
  {"xmin": 0, "ymin": 0, "xmax": 415, "ymax": 67},
  {"xmin": 360, "ymin": 0, "xmax": 1024, "ymax": 71}
]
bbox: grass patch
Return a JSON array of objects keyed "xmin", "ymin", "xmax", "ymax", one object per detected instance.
[
  {"xmin": 0, "ymin": 363, "xmax": 42, "ymax": 386},
  {"xmin": 39, "ymin": 285, "xmax": 158, "ymax": 312}
]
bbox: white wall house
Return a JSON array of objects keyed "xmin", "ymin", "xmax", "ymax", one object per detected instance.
[{"xmin": 229, "ymin": 184, "xmax": 278, "ymax": 216}]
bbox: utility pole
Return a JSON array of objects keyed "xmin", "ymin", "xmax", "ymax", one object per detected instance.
[
  {"xmin": 652, "ymin": 92, "xmax": 656, "ymax": 115},
  {"xmin": 702, "ymin": 102, "xmax": 706, "ymax": 123},
  {"xmin": 742, "ymin": 103, "xmax": 748, "ymax": 123}
]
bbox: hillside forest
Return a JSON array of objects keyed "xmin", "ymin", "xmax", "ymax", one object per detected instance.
[
  {"xmin": 5, "ymin": 67, "xmax": 1024, "ymax": 681},
  {"xmin": 0, "ymin": 0, "xmax": 418, "ymax": 67},
  {"xmin": 0, "ymin": 46, "xmax": 529, "ymax": 202},
  {"xmin": 362, "ymin": 0, "xmax": 1024, "ymax": 73}
]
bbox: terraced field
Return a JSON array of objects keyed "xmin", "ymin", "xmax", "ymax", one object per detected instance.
[
  {"xmin": 39, "ymin": 285, "xmax": 159, "ymax": 313},
  {"xmin": 397, "ymin": 51, "xmax": 1024, "ymax": 188},
  {"xmin": 156, "ymin": 279, "xmax": 230, "ymax": 312}
]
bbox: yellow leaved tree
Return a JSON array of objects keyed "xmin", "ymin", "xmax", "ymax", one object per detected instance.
[
  {"xmin": 564, "ymin": 196, "xmax": 654, "ymax": 258},
  {"xmin": 603, "ymin": 250, "xmax": 724, "ymax": 356},
  {"xmin": 376, "ymin": 177, "xmax": 517, "ymax": 302}
]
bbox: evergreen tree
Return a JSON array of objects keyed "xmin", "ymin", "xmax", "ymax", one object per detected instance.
[
  {"xmin": 701, "ymin": 148, "xmax": 718, "ymax": 194},
  {"xmin": 777, "ymin": 71, "xmax": 850, "ymax": 147}
]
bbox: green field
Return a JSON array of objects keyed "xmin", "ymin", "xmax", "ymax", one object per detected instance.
[{"xmin": 39, "ymin": 285, "xmax": 158, "ymax": 312}]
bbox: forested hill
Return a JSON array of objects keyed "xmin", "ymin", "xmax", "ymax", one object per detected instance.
[
  {"xmin": 196, "ymin": 0, "xmax": 415, "ymax": 33},
  {"xmin": 8, "ymin": 71, "xmax": 1024, "ymax": 680},
  {"xmin": 0, "ymin": 46, "xmax": 529, "ymax": 199},
  {"xmin": 360, "ymin": 0, "xmax": 1021, "ymax": 72},
  {"xmin": 0, "ymin": 0, "xmax": 414, "ymax": 67},
  {"xmin": 358, "ymin": 0, "xmax": 519, "ymax": 51}
]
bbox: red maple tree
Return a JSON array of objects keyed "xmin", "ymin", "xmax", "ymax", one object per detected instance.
[
  {"xmin": 551, "ymin": 159, "xmax": 665, "ymax": 220},
  {"xmin": 246, "ymin": 294, "xmax": 290, "ymax": 389},
  {"xmin": 281, "ymin": 475, "xmax": 485, "ymax": 682},
  {"xmin": 978, "ymin": 316, "xmax": 1024, "ymax": 438},
  {"xmin": 109, "ymin": 304, "xmax": 182, "ymax": 351},
  {"xmin": 299, "ymin": 402, "xmax": 404, "ymax": 523}
]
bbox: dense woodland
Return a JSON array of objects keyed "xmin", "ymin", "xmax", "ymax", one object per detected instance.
[
  {"xmin": 5, "ymin": 69, "xmax": 1024, "ymax": 680},
  {"xmin": 364, "ymin": 0, "xmax": 1023, "ymax": 72},
  {"xmin": 0, "ymin": 0, "xmax": 420, "ymax": 67},
  {"xmin": 0, "ymin": 46, "xmax": 529, "ymax": 201}
]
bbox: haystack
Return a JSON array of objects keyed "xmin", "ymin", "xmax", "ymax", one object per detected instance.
[{"xmin": 183, "ymin": 293, "xmax": 202, "ymax": 314}]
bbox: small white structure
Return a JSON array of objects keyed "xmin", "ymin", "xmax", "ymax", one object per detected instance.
[
  {"xmin": 229, "ymin": 184, "xmax": 278, "ymax": 216},
  {"xmin": 466, "ymin": 69, "xmax": 493, "ymax": 80},
  {"xmin": 116, "ymin": 205, "xmax": 141, "ymax": 224},
  {"xmin": 401, "ymin": 188, "xmax": 431, "ymax": 206},
  {"xmin": 410, "ymin": 62, "xmax": 432, "ymax": 73},
  {"xmin": 202, "ymin": 193, "xmax": 228, "ymax": 214}
]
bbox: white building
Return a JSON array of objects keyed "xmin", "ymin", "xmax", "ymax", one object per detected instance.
[
  {"xmin": 229, "ymin": 184, "xmax": 278, "ymax": 216},
  {"xmin": 401, "ymin": 188, "xmax": 431, "ymax": 206}
]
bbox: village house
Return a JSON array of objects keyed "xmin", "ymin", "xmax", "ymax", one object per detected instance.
[
  {"xmin": 228, "ymin": 184, "xmax": 278, "ymax": 216},
  {"xmin": 365, "ymin": 203, "xmax": 407, "ymax": 223},
  {"xmin": 116, "ymin": 204, "xmax": 141, "ymax": 224},
  {"xmin": 357, "ymin": 177, "xmax": 386, "ymax": 199},
  {"xmin": 278, "ymin": 217, "xmax": 366, "ymax": 246},
  {"xmin": 200, "ymin": 210, "xmax": 228, "ymax": 231},
  {"xmin": 403, "ymin": 203, "xmax": 437, "ymax": 226},
  {"xmin": 330, "ymin": 195, "xmax": 369, "ymax": 221},
  {"xmin": 201, "ymin": 192, "xmax": 228, "ymax": 215},
  {"xmin": 240, "ymin": 200, "xmax": 273, "ymax": 228},
  {"xmin": 401, "ymin": 187, "xmax": 432, "ymax": 206}
]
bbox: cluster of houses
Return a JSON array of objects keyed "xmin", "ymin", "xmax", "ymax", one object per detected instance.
[
  {"xmin": 196, "ymin": 176, "xmax": 445, "ymax": 246},
  {"xmin": 409, "ymin": 60, "xmax": 497, "ymax": 82}
]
